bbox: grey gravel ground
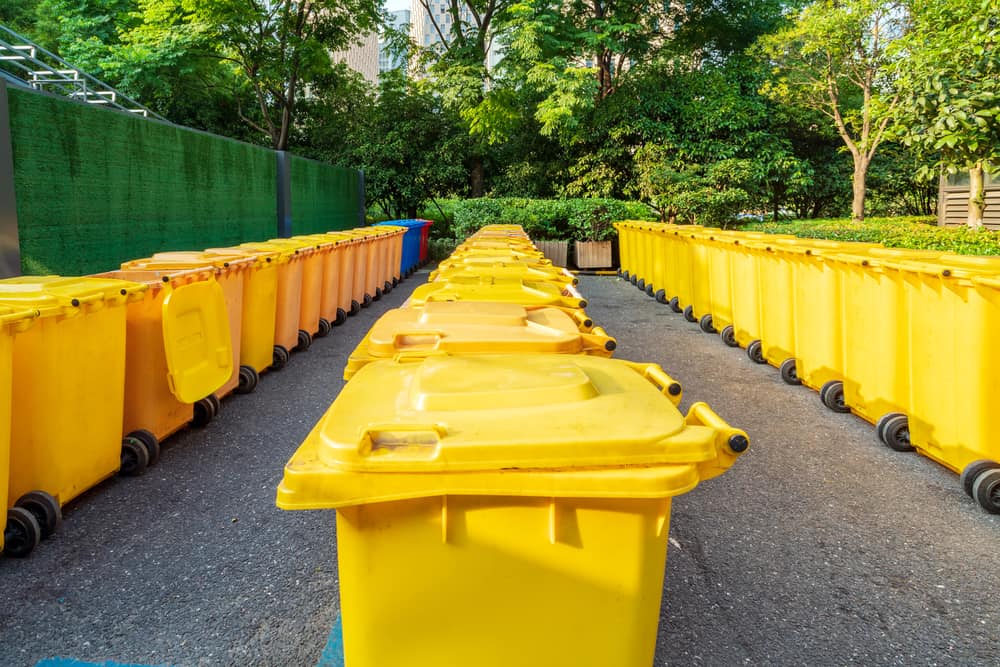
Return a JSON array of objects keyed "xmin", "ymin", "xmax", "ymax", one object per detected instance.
[{"xmin": 1, "ymin": 271, "xmax": 998, "ymax": 667}]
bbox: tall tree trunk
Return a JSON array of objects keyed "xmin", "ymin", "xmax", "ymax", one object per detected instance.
[
  {"xmin": 851, "ymin": 156, "xmax": 869, "ymax": 222},
  {"xmin": 470, "ymin": 157, "xmax": 485, "ymax": 197},
  {"xmin": 968, "ymin": 162, "xmax": 985, "ymax": 228}
]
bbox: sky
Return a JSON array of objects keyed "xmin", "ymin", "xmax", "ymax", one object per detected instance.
[{"xmin": 384, "ymin": 0, "xmax": 410, "ymax": 11}]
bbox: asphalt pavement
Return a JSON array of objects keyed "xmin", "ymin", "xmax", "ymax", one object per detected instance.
[{"xmin": 1, "ymin": 271, "xmax": 998, "ymax": 666}]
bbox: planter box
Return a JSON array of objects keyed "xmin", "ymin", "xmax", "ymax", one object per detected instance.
[
  {"xmin": 574, "ymin": 240, "xmax": 613, "ymax": 269},
  {"xmin": 537, "ymin": 240, "xmax": 569, "ymax": 267}
]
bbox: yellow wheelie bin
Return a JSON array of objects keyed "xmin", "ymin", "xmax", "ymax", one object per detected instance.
[
  {"xmin": 831, "ymin": 248, "xmax": 943, "ymax": 436},
  {"xmin": 697, "ymin": 231, "xmax": 739, "ymax": 344},
  {"xmin": 430, "ymin": 263, "xmax": 577, "ymax": 290},
  {"xmin": 451, "ymin": 245, "xmax": 546, "ymax": 263},
  {"xmin": 681, "ymin": 228, "xmax": 723, "ymax": 330},
  {"xmin": 882, "ymin": 256, "xmax": 1000, "ymax": 512},
  {"xmin": 204, "ymin": 246, "xmax": 281, "ymax": 376},
  {"xmin": 95, "ymin": 267, "xmax": 233, "ymax": 459},
  {"xmin": 405, "ymin": 276, "xmax": 595, "ymax": 332},
  {"xmin": 0, "ymin": 306, "xmax": 38, "ymax": 558},
  {"xmin": 343, "ymin": 301, "xmax": 618, "ymax": 380},
  {"xmin": 435, "ymin": 253, "xmax": 557, "ymax": 273},
  {"xmin": 121, "ymin": 252, "xmax": 256, "ymax": 397},
  {"xmin": 0, "ymin": 276, "xmax": 146, "ymax": 549},
  {"xmin": 265, "ymin": 238, "xmax": 328, "ymax": 343},
  {"xmin": 612, "ymin": 221, "xmax": 633, "ymax": 281},
  {"xmin": 662, "ymin": 226, "xmax": 696, "ymax": 314},
  {"xmin": 238, "ymin": 242, "xmax": 308, "ymax": 364},
  {"xmin": 277, "ymin": 354, "xmax": 748, "ymax": 667}
]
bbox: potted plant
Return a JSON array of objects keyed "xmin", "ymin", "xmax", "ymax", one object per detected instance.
[
  {"xmin": 570, "ymin": 201, "xmax": 618, "ymax": 269},
  {"xmin": 524, "ymin": 212, "xmax": 570, "ymax": 267}
]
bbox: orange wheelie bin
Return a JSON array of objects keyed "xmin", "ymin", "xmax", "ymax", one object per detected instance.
[{"xmin": 238, "ymin": 242, "xmax": 309, "ymax": 364}]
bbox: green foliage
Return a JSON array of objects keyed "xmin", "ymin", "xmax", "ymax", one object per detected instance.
[
  {"xmin": 450, "ymin": 197, "xmax": 655, "ymax": 240},
  {"xmin": 741, "ymin": 217, "xmax": 1000, "ymax": 255}
]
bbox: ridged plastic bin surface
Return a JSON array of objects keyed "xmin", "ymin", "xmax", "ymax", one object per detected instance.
[
  {"xmin": 0, "ymin": 306, "xmax": 36, "ymax": 554},
  {"xmin": 277, "ymin": 354, "xmax": 747, "ymax": 667}
]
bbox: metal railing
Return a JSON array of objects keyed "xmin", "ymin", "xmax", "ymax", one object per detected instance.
[{"xmin": 0, "ymin": 24, "xmax": 165, "ymax": 121}]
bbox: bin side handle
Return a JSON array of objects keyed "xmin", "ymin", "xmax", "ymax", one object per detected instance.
[
  {"xmin": 626, "ymin": 362, "xmax": 683, "ymax": 406},
  {"xmin": 359, "ymin": 424, "xmax": 447, "ymax": 459},
  {"xmin": 685, "ymin": 401, "xmax": 749, "ymax": 482}
]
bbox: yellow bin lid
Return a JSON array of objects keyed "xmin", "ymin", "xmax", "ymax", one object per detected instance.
[
  {"xmin": 407, "ymin": 277, "xmax": 587, "ymax": 310},
  {"xmin": 122, "ymin": 251, "xmax": 256, "ymax": 272},
  {"xmin": 0, "ymin": 304, "xmax": 38, "ymax": 333},
  {"xmin": 344, "ymin": 302, "xmax": 616, "ymax": 378},
  {"xmin": 431, "ymin": 264, "xmax": 575, "ymax": 285},
  {"xmin": 277, "ymin": 354, "xmax": 748, "ymax": 508},
  {"xmin": 0, "ymin": 276, "xmax": 146, "ymax": 317}
]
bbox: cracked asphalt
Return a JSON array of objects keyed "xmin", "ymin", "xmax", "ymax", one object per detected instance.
[{"xmin": 1, "ymin": 270, "xmax": 998, "ymax": 666}]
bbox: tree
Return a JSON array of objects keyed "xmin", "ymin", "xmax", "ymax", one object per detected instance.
[
  {"xmin": 758, "ymin": 0, "xmax": 907, "ymax": 221},
  {"xmin": 891, "ymin": 0, "xmax": 1000, "ymax": 226},
  {"xmin": 120, "ymin": 0, "xmax": 381, "ymax": 150}
]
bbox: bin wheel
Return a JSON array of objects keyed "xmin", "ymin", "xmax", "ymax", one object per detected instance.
[
  {"xmin": 15, "ymin": 491, "xmax": 61, "ymax": 539},
  {"xmin": 637, "ymin": 278, "xmax": 646, "ymax": 291},
  {"xmin": 128, "ymin": 429, "xmax": 160, "ymax": 466},
  {"xmin": 392, "ymin": 277, "xmax": 399, "ymax": 288},
  {"xmin": 3, "ymin": 507, "xmax": 41, "ymax": 558},
  {"xmin": 362, "ymin": 294, "xmax": 373, "ymax": 308},
  {"xmin": 235, "ymin": 365, "xmax": 260, "ymax": 395},
  {"xmin": 645, "ymin": 284, "xmax": 654, "ymax": 297},
  {"xmin": 298, "ymin": 329, "xmax": 313, "ymax": 351},
  {"xmin": 699, "ymin": 314, "xmax": 716, "ymax": 334},
  {"xmin": 682, "ymin": 305, "xmax": 696, "ymax": 323},
  {"xmin": 669, "ymin": 297, "xmax": 682, "ymax": 313},
  {"xmin": 779, "ymin": 359, "xmax": 801, "ymax": 386},
  {"xmin": 747, "ymin": 340, "xmax": 766, "ymax": 364},
  {"xmin": 630, "ymin": 275, "xmax": 638, "ymax": 286},
  {"xmin": 334, "ymin": 308, "xmax": 348, "ymax": 326},
  {"xmin": 191, "ymin": 398, "xmax": 215, "ymax": 428},
  {"xmin": 875, "ymin": 412, "xmax": 902, "ymax": 444},
  {"xmin": 972, "ymin": 469, "xmax": 1000, "ymax": 514},
  {"xmin": 120, "ymin": 436, "xmax": 150, "ymax": 476},
  {"xmin": 721, "ymin": 325, "xmax": 738, "ymax": 348},
  {"xmin": 618, "ymin": 269, "xmax": 624, "ymax": 278},
  {"xmin": 350, "ymin": 300, "xmax": 361, "ymax": 315},
  {"xmin": 819, "ymin": 380, "xmax": 850, "ymax": 414},
  {"xmin": 316, "ymin": 318, "xmax": 332, "ymax": 338},
  {"xmin": 207, "ymin": 394, "xmax": 221, "ymax": 416},
  {"xmin": 655, "ymin": 289, "xmax": 667, "ymax": 304},
  {"xmin": 384, "ymin": 281, "xmax": 393, "ymax": 295},
  {"xmin": 880, "ymin": 414, "xmax": 913, "ymax": 452},
  {"xmin": 961, "ymin": 460, "xmax": 1000, "ymax": 498},
  {"xmin": 272, "ymin": 345, "xmax": 290, "ymax": 370},
  {"xmin": 374, "ymin": 287, "xmax": 383, "ymax": 301}
]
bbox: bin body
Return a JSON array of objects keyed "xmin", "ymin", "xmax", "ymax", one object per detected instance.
[
  {"xmin": 701, "ymin": 232, "xmax": 736, "ymax": 330},
  {"xmin": 379, "ymin": 220, "xmax": 425, "ymax": 276},
  {"xmin": 239, "ymin": 243, "xmax": 303, "ymax": 351},
  {"xmin": 613, "ymin": 222, "xmax": 634, "ymax": 277},
  {"xmin": 267, "ymin": 239, "xmax": 325, "ymax": 335},
  {"xmin": 665, "ymin": 229, "xmax": 695, "ymax": 309},
  {"xmin": 0, "ymin": 277, "xmax": 143, "ymax": 507},
  {"xmin": 686, "ymin": 229, "xmax": 720, "ymax": 319},
  {"xmin": 419, "ymin": 220, "xmax": 432, "ymax": 264},
  {"xmin": 341, "ymin": 232, "xmax": 373, "ymax": 307},
  {"xmin": 278, "ymin": 354, "xmax": 747, "ymax": 667},
  {"xmin": 298, "ymin": 234, "xmax": 350, "ymax": 325},
  {"xmin": 746, "ymin": 241, "xmax": 796, "ymax": 367},
  {"xmin": 96, "ymin": 269, "xmax": 232, "ymax": 442},
  {"xmin": 0, "ymin": 307, "xmax": 36, "ymax": 552},
  {"xmin": 344, "ymin": 302, "xmax": 616, "ymax": 379}
]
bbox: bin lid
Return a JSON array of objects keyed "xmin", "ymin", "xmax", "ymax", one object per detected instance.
[
  {"xmin": 0, "ymin": 276, "xmax": 146, "ymax": 317},
  {"xmin": 277, "ymin": 354, "xmax": 747, "ymax": 507},
  {"xmin": 375, "ymin": 220, "xmax": 426, "ymax": 229},
  {"xmin": 351, "ymin": 302, "xmax": 613, "ymax": 361},
  {"xmin": 438, "ymin": 255, "xmax": 554, "ymax": 269},
  {"xmin": 880, "ymin": 254, "xmax": 1000, "ymax": 279},
  {"xmin": 432, "ymin": 265, "xmax": 575, "ymax": 285},
  {"xmin": 0, "ymin": 304, "xmax": 38, "ymax": 332},
  {"xmin": 408, "ymin": 277, "xmax": 587, "ymax": 309},
  {"xmin": 122, "ymin": 252, "xmax": 256, "ymax": 272},
  {"xmin": 161, "ymin": 278, "xmax": 233, "ymax": 403},
  {"xmin": 205, "ymin": 246, "xmax": 283, "ymax": 265}
]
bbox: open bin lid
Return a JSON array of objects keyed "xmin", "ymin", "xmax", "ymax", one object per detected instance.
[
  {"xmin": 278, "ymin": 354, "xmax": 748, "ymax": 508},
  {"xmin": 351, "ymin": 302, "xmax": 614, "ymax": 362},
  {"xmin": 0, "ymin": 276, "xmax": 146, "ymax": 317},
  {"xmin": 161, "ymin": 278, "xmax": 233, "ymax": 403}
]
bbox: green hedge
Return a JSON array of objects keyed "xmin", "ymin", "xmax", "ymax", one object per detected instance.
[
  {"xmin": 740, "ymin": 216, "xmax": 1000, "ymax": 256},
  {"xmin": 439, "ymin": 198, "xmax": 657, "ymax": 241}
]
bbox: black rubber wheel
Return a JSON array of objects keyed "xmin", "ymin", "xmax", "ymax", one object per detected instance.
[
  {"xmin": 645, "ymin": 284, "xmax": 654, "ymax": 297},
  {"xmin": 191, "ymin": 398, "xmax": 215, "ymax": 427},
  {"xmin": 617, "ymin": 269, "xmax": 624, "ymax": 278},
  {"xmin": 120, "ymin": 436, "xmax": 150, "ymax": 476},
  {"xmin": 235, "ymin": 365, "xmax": 260, "ymax": 395},
  {"xmin": 334, "ymin": 308, "xmax": 347, "ymax": 326},
  {"xmin": 297, "ymin": 329, "xmax": 313, "ymax": 350},
  {"xmin": 362, "ymin": 294, "xmax": 373, "ymax": 308},
  {"xmin": 747, "ymin": 340, "xmax": 766, "ymax": 364},
  {"xmin": 15, "ymin": 491, "xmax": 61, "ymax": 539},
  {"xmin": 820, "ymin": 380, "xmax": 850, "ymax": 414},
  {"xmin": 669, "ymin": 297, "xmax": 682, "ymax": 313},
  {"xmin": 272, "ymin": 345, "xmax": 289, "ymax": 370},
  {"xmin": 655, "ymin": 289, "xmax": 667, "ymax": 304},
  {"xmin": 961, "ymin": 460, "xmax": 1000, "ymax": 498},
  {"xmin": 779, "ymin": 359, "xmax": 801, "ymax": 386},
  {"xmin": 392, "ymin": 277, "xmax": 399, "ymax": 288},
  {"xmin": 384, "ymin": 280, "xmax": 392, "ymax": 295},
  {"xmin": 972, "ymin": 469, "xmax": 1000, "ymax": 514},
  {"xmin": 630, "ymin": 275, "xmax": 638, "ymax": 286},
  {"xmin": 875, "ymin": 412, "xmax": 902, "ymax": 444},
  {"xmin": 316, "ymin": 318, "xmax": 332, "ymax": 338},
  {"xmin": 637, "ymin": 278, "xmax": 646, "ymax": 291},
  {"xmin": 3, "ymin": 507, "xmax": 40, "ymax": 558},
  {"xmin": 373, "ymin": 287, "xmax": 382, "ymax": 301},
  {"xmin": 207, "ymin": 393, "xmax": 221, "ymax": 417},
  {"xmin": 721, "ymin": 325, "xmax": 738, "ymax": 348},
  {"xmin": 128, "ymin": 429, "xmax": 160, "ymax": 466},
  {"xmin": 881, "ymin": 414, "xmax": 913, "ymax": 452},
  {"xmin": 683, "ymin": 305, "xmax": 697, "ymax": 323},
  {"xmin": 350, "ymin": 300, "xmax": 361, "ymax": 315},
  {"xmin": 699, "ymin": 314, "xmax": 716, "ymax": 334}
]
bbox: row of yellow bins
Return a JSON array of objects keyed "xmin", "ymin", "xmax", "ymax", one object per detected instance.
[
  {"xmin": 277, "ymin": 224, "xmax": 749, "ymax": 666},
  {"xmin": 615, "ymin": 219, "xmax": 1000, "ymax": 514},
  {"xmin": 1, "ymin": 226, "xmax": 408, "ymax": 558}
]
